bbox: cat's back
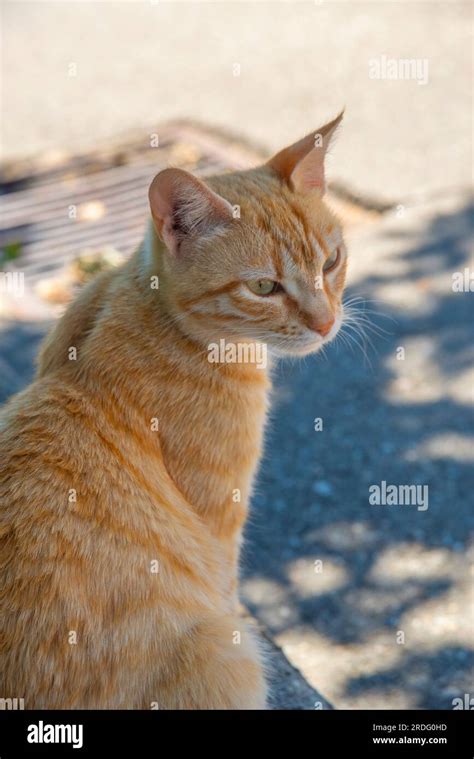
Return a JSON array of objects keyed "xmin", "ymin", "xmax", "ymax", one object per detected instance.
[
  {"xmin": 0, "ymin": 370, "xmax": 224, "ymax": 579},
  {"xmin": 0, "ymin": 372, "xmax": 229, "ymax": 707}
]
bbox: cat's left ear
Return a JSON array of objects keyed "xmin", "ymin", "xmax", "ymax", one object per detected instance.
[
  {"xmin": 149, "ymin": 168, "xmax": 234, "ymax": 255},
  {"xmin": 267, "ymin": 110, "xmax": 344, "ymax": 195}
]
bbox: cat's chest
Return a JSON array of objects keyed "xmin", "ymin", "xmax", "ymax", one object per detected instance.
[{"xmin": 158, "ymin": 370, "xmax": 270, "ymax": 533}]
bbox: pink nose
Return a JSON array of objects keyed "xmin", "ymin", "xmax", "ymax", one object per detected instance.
[
  {"xmin": 306, "ymin": 316, "xmax": 334, "ymax": 337},
  {"xmin": 316, "ymin": 319, "xmax": 335, "ymax": 337}
]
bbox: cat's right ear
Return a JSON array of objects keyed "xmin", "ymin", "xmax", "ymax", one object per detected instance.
[
  {"xmin": 266, "ymin": 110, "xmax": 344, "ymax": 195},
  {"xmin": 148, "ymin": 168, "xmax": 234, "ymax": 255}
]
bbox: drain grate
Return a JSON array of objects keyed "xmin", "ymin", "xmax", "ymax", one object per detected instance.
[{"xmin": 0, "ymin": 124, "xmax": 262, "ymax": 299}]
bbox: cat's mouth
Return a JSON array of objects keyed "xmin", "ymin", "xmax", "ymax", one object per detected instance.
[{"xmin": 272, "ymin": 312, "xmax": 342, "ymax": 356}]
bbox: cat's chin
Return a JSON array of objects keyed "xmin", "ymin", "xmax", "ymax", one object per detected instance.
[{"xmin": 270, "ymin": 339, "xmax": 325, "ymax": 357}]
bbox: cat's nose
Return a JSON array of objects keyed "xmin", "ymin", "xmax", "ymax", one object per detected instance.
[{"xmin": 311, "ymin": 318, "xmax": 335, "ymax": 337}]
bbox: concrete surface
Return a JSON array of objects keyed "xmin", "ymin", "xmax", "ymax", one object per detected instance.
[
  {"xmin": 264, "ymin": 631, "xmax": 333, "ymax": 709},
  {"xmin": 2, "ymin": 0, "xmax": 472, "ymax": 204}
]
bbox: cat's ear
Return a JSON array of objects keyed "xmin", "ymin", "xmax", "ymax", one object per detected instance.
[
  {"xmin": 148, "ymin": 168, "xmax": 234, "ymax": 254},
  {"xmin": 267, "ymin": 110, "xmax": 343, "ymax": 195}
]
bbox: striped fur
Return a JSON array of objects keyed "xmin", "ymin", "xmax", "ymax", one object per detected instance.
[{"xmin": 0, "ymin": 118, "xmax": 347, "ymax": 708}]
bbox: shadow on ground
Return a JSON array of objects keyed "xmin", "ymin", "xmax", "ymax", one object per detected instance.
[{"xmin": 240, "ymin": 200, "xmax": 474, "ymax": 709}]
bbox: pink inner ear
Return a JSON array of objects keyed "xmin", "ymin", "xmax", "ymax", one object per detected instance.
[
  {"xmin": 290, "ymin": 149, "xmax": 326, "ymax": 194},
  {"xmin": 149, "ymin": 168, "xmax": 233, "ymax": 254},
  {"xmin": 267, "ymin": 111, "xmax": 343, "ymax": 195}
]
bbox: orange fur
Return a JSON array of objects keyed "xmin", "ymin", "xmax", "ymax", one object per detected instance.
[{"xmin": 0, "ymin": 115, "xmax": 347, "ymax": 708}]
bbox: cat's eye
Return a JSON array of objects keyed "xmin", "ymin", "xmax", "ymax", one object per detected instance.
[
  {"xmin": 323, "ymin": 247, "xmax": 341, "ymax": 273},
  {"xmin": 246, "ymin": 279, "xmax": 281, "ymax": 296}
]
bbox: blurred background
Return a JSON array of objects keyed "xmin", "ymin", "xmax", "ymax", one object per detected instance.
[{"xmin": 1, "ymin": 0, "xmax": 473, "ymax": 709}]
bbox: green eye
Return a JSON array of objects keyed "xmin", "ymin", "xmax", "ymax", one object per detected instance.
[
  {"xmin": 246, "ymin": 279, "xmax": 280, "ymax": 296},
  {"xmin": 323, "ymin": 247, "xmax": 341, "ymax": 273}
]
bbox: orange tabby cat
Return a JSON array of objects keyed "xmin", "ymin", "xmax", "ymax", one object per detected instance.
[{"xmin": 0, "ymin": 113, "xmax": 347, "ymax": 709}]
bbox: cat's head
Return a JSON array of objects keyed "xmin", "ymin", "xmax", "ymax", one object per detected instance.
[{"xmin": 148, "ymin": 112, "xmax": 347, "ymax": 357}]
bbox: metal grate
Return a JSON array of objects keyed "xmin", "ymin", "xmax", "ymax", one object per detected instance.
[{"xmin": 0, "ymin": 124, "xmax": 262, "ymax": 298}]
